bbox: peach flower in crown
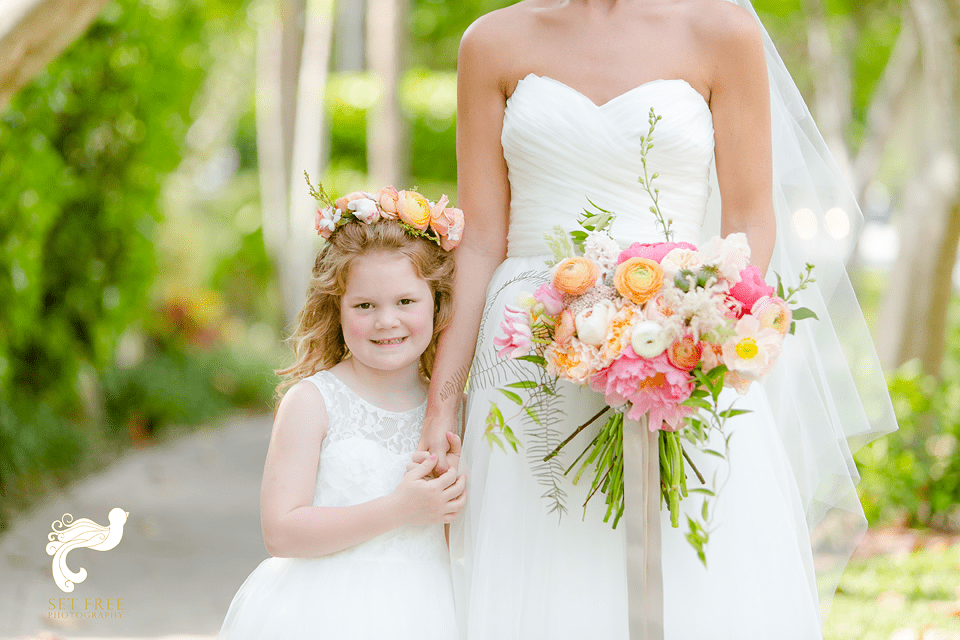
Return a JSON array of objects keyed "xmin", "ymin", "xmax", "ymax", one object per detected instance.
[{"xmin": 303, "ymin": 172, "xmax": 463, "ymax": 251}]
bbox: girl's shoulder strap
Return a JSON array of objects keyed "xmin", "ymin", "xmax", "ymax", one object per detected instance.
[{"xmin": 300, "ymin": 370, "xmax": 346, "ymax": 431}]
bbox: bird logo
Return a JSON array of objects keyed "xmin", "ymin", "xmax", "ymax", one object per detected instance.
[{"xmin": 46, "ymin": 508, "xmax": 129, "ymax": 593}]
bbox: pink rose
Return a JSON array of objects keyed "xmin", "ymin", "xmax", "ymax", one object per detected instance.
[
  {"xmin": 429, "ymin": 195, "xmax": 451, "ymax": 234},
  {"xmin": 376, "ymin": 186, "xmax": 400, "ymax": 219},
  {"xmin": 335, "ymin": 191, "xmax": 371, "ymax": 214},
  {"xmin": 438, "ymin": 208, "xmax": 464, "ymax": 251},
  {"xmin": 617, "ymin": 241, "xmax": 698, "ymax": 265},
  {"xmin": 555, "ymin": 309, "xmax": 576, "ymax": 345},
  {"xmin": 750, "ymin": 296, "xmax": 792, "ymax": 336},
  {"xmin": 728, "ymin": 266, "xmax": 775, "ymax": 315},
  {"xmin": 533, "ymin": 283, "xmax": 565, "ymax": 317}
]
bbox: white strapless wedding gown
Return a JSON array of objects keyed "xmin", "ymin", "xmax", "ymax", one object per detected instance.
[{"xmin": 451, "ymin": 74, "xmax": 823, "ymax": 639}]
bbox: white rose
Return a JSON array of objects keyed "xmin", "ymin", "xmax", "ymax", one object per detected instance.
[
  {"xmin": 348, "ymin": 198, "xmax": 381, "ymax": 224},
  {"xmin": 574, "ymin": 299, "xmax": 618, "ymax": 347},
  {"xmin": 631, "ymin": 320, "xmax": 671, "ymax": 358},
  {"xmin": 699, "ymin": 233, "xmax": 751, "ymax": 285}
]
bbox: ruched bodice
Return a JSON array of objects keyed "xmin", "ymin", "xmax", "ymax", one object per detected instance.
[{"xmin": 502, "ymin": 74, "xmax": 714, "ymax": 256}]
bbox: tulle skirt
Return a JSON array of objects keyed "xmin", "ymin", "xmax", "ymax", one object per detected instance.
[
  {"xmin": 450, "ymin": 256, "xmax": 824, "ymax": 639},
  {"xmin": 218, "ymin": 543, "xmax": 458, "ymax": 639}
]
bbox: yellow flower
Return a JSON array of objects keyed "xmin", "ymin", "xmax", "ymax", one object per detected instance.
[
  {"xmin": 614, "ymin": 257, "xmax": 664, "ymax": 305},
  {"xmin": 397, "ymin": 190, "xmax": 431, "ymax": 230}
]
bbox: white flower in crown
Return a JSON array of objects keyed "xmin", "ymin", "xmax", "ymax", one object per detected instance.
[
  {"xmin": 316, "ymin": 206, "xmax": 341, "ymax": 239},
  {"xmin": 582, "ymin": 231, "xmax": 621, "ymax": 273},
  {"xmin": 348, "ymin": 198, "xmax": 381, "ymax": 224}
]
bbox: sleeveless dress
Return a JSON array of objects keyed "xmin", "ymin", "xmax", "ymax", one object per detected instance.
[
  {"xmin": 218, "ymin": 370, "xmax": 458, "ymax": 640},
  {"xmin": 450, "ymin": 74, "xmax": 824, "ymax": 639}
]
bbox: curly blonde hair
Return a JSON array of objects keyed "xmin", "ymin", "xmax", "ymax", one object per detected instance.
[{"xmin": 275, "ymin": 220, "xmax": 455, "ymax": 403}]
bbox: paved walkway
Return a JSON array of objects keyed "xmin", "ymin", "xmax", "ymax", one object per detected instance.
[{"xmin": 0, "ymin": 414, "xmax": 273, "ymax": 640}]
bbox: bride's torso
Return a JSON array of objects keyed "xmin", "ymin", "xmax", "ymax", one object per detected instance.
[{"xmin": 501, "ymin": 73, "xmax": 715, "ymax": 256}]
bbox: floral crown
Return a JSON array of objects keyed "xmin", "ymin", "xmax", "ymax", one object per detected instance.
[{"xmin": 306, "ymin": 172, "xmax": 464, "ymax": 251}]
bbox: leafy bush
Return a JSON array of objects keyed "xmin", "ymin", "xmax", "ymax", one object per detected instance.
[{"xmin": 856, "ymin": 298, "xmax": 960, "ymax": 532}]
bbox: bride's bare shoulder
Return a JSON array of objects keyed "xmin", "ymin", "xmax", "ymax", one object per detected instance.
[
  {"xmin": 458, "ymin": 2, "xmax": 543, "ymax": 85},
  {"xmin": 686, "ymin": 0, "xmax": 764, "ymax": 54},
  {"xmin": 459, "ymin": 1, "xmax": 542, "ymax": 59}
]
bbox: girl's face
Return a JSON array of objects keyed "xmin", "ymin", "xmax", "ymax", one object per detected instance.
[{"xmin": 340, "ymin": 251, "xmax": 435, "ymax": 377}]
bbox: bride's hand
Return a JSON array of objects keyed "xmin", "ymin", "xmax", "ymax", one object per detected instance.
[
  {"xmin": 417, "ymin": 417, "xmax": 455, "ymax": 474},
  {"xmin": 409, "ymin": 432, "xmax": 462, "ymax": 477}
]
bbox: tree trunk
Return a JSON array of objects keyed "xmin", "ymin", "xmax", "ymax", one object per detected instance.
[
  {"xmin": 0, "ymin": 0, "xmax": 110, "ymax": 111},
  {"xmin": 875, "ymin": 0, "xmax": 960, "ymax": 375},
  {"xmin": 335, "ymin": 0, "xmax": 364, "ymax": 71},
  {"xmin": 255, "ymin": 0, "xmax": 334, "ymax": 325},
  {"xmin": 365, "ymin": 0, "xmax": 408, "ymax": 187},
  {"xmin": 282, "ymin": 0, "xmax": 334, "ymax": 324}
]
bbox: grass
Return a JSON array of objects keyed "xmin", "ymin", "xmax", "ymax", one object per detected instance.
[{"xmin": 824, "ymin": 542, "xmax": 960, "ymax": 640}]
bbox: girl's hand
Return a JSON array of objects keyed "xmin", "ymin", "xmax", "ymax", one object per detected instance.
[
  {"xmin": 393, "ymin": 454, "xmax": 467, "ymax": 526},
  {"xmin": 409, "ymin": 432, "xmax": 463, "ymax": 476}
]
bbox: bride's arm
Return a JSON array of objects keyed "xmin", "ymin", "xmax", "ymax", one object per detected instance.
[
  {"xmin": 705, "ymin": 5, "xmax": 777, "ymax": 275},
  {"xmin": 418, "ymin": 16, "xmax": 512, "ymax": 472}
]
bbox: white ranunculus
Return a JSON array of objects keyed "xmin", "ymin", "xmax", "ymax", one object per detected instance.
[
  {"xmin": 348, "ymin": 198, "xmax": 381, "ymax": 224},
  {"xmin": 574, "ymin": 299, "xmax": 618, "ymax": 347},
  {"xmin": 514, "ymin": 291, "xmax": 537, "ymax": 311},
  {"xmin": 631, "ymin": 320, "xmax": 671, "ymax": 358},
  {"xmin": 660, "ymin": 248, "xmax": 703, "ymax": 278}
]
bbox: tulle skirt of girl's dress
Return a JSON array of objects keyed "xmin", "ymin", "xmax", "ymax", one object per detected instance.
[
  {"xmin": 217, "ymin": 544, "xmax": 458, "ymax": 640},
  {"xmin": 450, "ymin": 256, "xmax": 825, "ymax": 640}
]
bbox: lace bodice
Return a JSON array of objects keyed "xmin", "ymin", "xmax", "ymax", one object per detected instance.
[
  {"xmin": 304, "ymin": 370, "xmax": 445, "ymax": 561},
  {"xmin": 502, "ymin": 74, "xmax": 715, "ymax": 255}
]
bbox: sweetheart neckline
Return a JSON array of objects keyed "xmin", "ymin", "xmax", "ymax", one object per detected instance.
[{"xmin": 508, "ymin": 73, "xmax": 711, "ymax": 112}]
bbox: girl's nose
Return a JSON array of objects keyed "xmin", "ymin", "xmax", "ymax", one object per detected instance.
[{"xmin": 374, "ymin": 308, "xmax": 400, "ymax": 329}]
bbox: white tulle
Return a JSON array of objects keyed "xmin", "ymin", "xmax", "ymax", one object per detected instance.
[
  {"xmin": 218, "ymin": 370, "xmax": 457, "ymax": 640},
  {"xmin": 451, "ymin": 44, "xmax": 894, "ymax": 636}
]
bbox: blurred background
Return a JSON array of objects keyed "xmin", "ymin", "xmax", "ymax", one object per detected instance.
[{"xmin": 0, "ymin": 0, "xmax": 957, "ymax": 638}]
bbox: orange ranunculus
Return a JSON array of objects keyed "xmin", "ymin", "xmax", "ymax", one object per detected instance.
[
  {"xmin": 614, "ymin": 257, "xmax": 664, "ymax": 305},
  {"xmin": 397, "ymin": 190, "xmax": 431, "ymax": 229},
  {"xmin": 667, "ymin": 335, "xmax": 702, "ymax": 371},
  {"xmin": 553, "ymin": 257, "xmax": 600, "ymax": 296}
]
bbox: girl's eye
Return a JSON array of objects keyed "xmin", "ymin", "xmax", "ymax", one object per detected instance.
[
  {"xmin": 356, "ymin": 302, "xmax": 373, "ymax": 310},
  {"xmin": 399, "ymin": 299, "xmax": 415, "ymax": 306}
]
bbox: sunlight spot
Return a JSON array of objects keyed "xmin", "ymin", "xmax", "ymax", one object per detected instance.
[{"xmin": 792, "ymin": 208, "xmax": 818, "ymax": 240}]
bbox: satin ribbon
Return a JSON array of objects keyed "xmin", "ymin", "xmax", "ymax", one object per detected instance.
[{"xmin": 623, "ymin": 416, "xmax": 665, "ymax": 639}]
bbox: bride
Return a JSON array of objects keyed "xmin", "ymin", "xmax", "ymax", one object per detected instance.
[{"xmin": 419, "ymin": 0, "xmax": 897, "ymax": 637}]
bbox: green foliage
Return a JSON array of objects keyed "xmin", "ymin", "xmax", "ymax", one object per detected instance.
[
  {"xmin": 823, "ymin": 543, "xmax": 960, "ymax": 639},
  {"xmin": 0, "ymin": 0, "xmax": 249, "ymax": 530},
  {"xmin": 408, "ymin": 0, "xmax": 515, "ymax": 69},
  {"xmin": 856, "ymin": 297, "xmax": 960, "ymax": 532}
]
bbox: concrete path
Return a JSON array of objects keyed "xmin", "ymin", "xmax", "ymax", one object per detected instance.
[{"xmin": 0, "ymin": 414, "xmax": 274, "ymax": 640}]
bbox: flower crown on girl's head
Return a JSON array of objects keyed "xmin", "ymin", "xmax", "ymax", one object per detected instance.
[{"xmin": 306, "ymin": 172, "xmax": 464, "ymax": 251}]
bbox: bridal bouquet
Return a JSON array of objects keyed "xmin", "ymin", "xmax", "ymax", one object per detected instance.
[{"xmin": 485, "ymin": 110, "xmax": 816, "ymax": 562}]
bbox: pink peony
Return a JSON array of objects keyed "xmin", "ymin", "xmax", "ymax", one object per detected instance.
[
  {"xmin": 533, "ymin": 283, "xmax": 565, "ymax": 317},
  {"xmin": 493, "ymin": 305, "xmax": 533, "ymax": 359},
  {"xmin": 589, "ymin": 348, "xmax": 696, "ymax": 431},
  {"xmin": 729, "ymin": 266, "xmax": 775, "ymax": 315},
  {"xmin": 617, "ymin": 241, "xmax": 698, "ymax": 265}
]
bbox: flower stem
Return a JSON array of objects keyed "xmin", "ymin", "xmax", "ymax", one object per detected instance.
[
  {"xmin": 543, "ymin": 406, "xmax": 611, "ymax": 462},
  {"xmin": 681, "ymin": 445, "xmax": 705, "ymax": 485}
]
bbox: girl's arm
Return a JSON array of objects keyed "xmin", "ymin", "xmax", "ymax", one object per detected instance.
[
  {"xmin": 703, "ymin": 4, "xmax": 777, "ymax": 275},
  {"xmin": 418, "ymin": 15, "xmax": 514, "ymax": 471},
  {"xmin": 261, "ymin": 380, "xmax": 466, "ymax": 558}
]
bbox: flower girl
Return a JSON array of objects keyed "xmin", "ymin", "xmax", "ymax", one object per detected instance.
[{"xmin": 217, "ymin": 186, "xmax": 466, "ymax": 639}]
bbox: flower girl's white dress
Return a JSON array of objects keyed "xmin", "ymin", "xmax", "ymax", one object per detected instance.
[
  {"xmin": 452, "ymin": 74, "xmax": 862, "ymax": 639},
  {"xmin": 218, "ymin": 370, "xmax": 457, "ymax": 640}
]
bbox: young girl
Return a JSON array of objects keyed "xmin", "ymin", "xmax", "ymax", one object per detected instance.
[{"xmin": 217, "ymin": 188, "xmax": 465, "ymax": 639}]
